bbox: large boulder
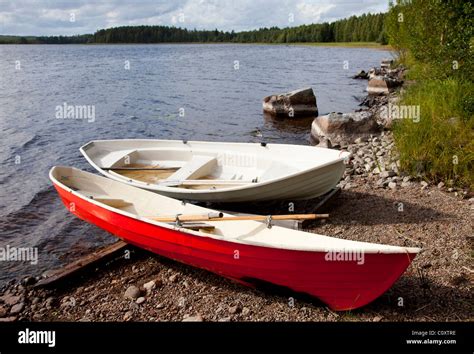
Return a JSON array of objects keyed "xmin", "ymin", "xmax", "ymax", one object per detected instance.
[
  {"xmin": 367, "ymin": 76, "xmax": 402, "ymax": 95},
  {"xmin": 263, "ymin": 87, "xmax": 318, "ymax": 118},
  {"xmin": 311, "ymin": 111, "xmax": 381, "ymax": 145}
]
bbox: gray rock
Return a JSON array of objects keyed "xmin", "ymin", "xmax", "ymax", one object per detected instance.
[
  {"xmin": 388, "ymin": 182, "xmax": 397, "ymax": 190},
  {"xmin": 352, "ymin": 70, "xmax": 368, "ymax": 79},
  {"xmin": 367, "ymin": 76, "xmax": 402, "ymax": 95},
  {"xmin": 263, "ymin": 87, "xmax": 318, "ymax": 117},
  {"xmin": 381, "ymin": 171, "xmax": 396, "ymax": 178},
  {"xmin": 311, "ymin": 111, "xmax": 380, "ymax": 145},
  {"xmin": 124, "ymin": 285, "xmax": 141, "ymax": 300}
]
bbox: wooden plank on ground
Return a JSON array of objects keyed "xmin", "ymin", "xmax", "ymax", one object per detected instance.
[{"xmin": 34, "ymin": 241, "xmax": 128, "ymax": 287}]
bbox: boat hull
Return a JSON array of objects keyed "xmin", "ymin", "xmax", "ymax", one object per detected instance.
[{"xmin": 53, "ymin": 182, "xmax": 417, "ymax": 311}]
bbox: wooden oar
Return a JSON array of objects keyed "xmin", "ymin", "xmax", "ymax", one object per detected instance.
[{"xmin": 148, "ymin": 213, "xmax": 328, "ymax": 223}]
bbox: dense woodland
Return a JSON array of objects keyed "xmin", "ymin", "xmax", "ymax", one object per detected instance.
[{"xmin": 0, "ymin": 12, "xmax": 386, "ymax": 44}]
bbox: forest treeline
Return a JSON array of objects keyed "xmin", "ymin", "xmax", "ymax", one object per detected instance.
[{"xmin": 0, "ymin": 12, "xmax": 386, "ymax": 44}]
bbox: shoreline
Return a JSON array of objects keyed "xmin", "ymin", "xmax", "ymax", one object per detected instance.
[{"xmin": 0, "ymin": 41, "xmax": 390, "ymax": 50}]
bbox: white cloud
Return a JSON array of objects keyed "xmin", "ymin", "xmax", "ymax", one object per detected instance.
[{"xmin": 0, "ymin": 0, "xmax": 388, "ymax": 36}]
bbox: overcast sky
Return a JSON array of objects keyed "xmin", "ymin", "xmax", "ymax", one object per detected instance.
[{"xmin": 0, "ymin": 0, "xmax": 388, "ymax": 36}]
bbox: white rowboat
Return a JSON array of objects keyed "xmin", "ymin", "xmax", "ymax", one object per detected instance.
[{"xmin": 80, "ymin": 139, "xmax": 350, "ymax": 202}]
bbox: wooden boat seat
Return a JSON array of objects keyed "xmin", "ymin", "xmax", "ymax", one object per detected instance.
[{"xmin": 166, "ymin": 155, "xmax": 217, "ymax": 182}]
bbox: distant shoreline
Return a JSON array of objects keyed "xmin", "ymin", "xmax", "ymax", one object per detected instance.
[{"xmin": 0, "ymin": 41, "xmax": 391, "ymax": 50}]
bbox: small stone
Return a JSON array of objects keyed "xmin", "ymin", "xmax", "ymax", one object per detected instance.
[
  {"xmin": 0, "ymin": 305, "xmax": 7, "ymax": 317},
  {"xmin": 354, "ymin": 137, "xmax": 364, "ymax": 144},
  {"xmin": 123, "ymin": 311, "xmax": 133, "ymax": 321},
  {"xmin": 0, "ymin": 316, "xmax": 17, "ymax": 322},
  {"xmin": 169, "ymin": 274, "xmax": 179, "ymax": 283},
  {"xmin": 218, "ymin": 317, "xmax": 231, "ymax": 322},
  {"xmin": 242, "ymin": 307, "xmax": 250, "ymax": 316},
  {"xmin": 183, "ymin": 281, "xmax": 190, "ymax": 288},
  {"xmin": 420, "ymin": 181, "xmax": 428, "ymax": 189},
  {"xmin": 156, "ymin": 303, "xmax": 165, "ymax": 309},
  {"xmin": 343, "ymin": 183, "xmax": 352, "ymax": 190},
  {"xmin": 0, "ymin": 294, "xmax": 22, "ymax": 306},
  {"xmin": 437, "ymin": 182, "xmax": 445, "ymax": 189},
  {"xmin": 229, "ymin": 305, "xmax": 241, "ymax": 314},
  {"xmin": 124, "ymin": 285, "xmax": 141, "ymax": 300},
  {"xmin": 373, "ymin": 315, "xmax": 383, "ymax": 322},
  {"xmin": 381, "ymin": 171, "xmax": 396, "ymax": 178},
  {"xmin": 143, "ymin": 280, "xmax": 156, "ymax": 292},
  {"xmin": 136, "ymin": 297, "xmax": 146, "ymax": 305},
  {"xmin": 401, "ymin": 181, "xmax": 411, "ymax": 188},
  {"xmin": 402, "ymin": 176, "xmax": 411, "ymax": 183},
  {"xmin": 45, "ymin": 297, "xmax": 54, "ymax": 309},
  {"xmin": 388, "ymin": 182, "xmax": 397, "ymax": 190},
  {"xmin": 10, "ymin": 302, "xmax": 24, "ymax": 315},
  {"xmin": 182, "ymin": 314, "xmax": 203, "ymax": 322}
]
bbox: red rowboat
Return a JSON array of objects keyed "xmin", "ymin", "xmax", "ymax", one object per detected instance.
[{"xmin": 50, "ymin": 166, "xmax": 420, "ymax": 311}]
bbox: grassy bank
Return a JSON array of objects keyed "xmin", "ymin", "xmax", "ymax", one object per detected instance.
[{"xmin": 386, "ymin": 0, "xmax": 473, "ymax": 190}]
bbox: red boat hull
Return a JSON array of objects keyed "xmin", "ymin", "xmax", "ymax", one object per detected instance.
[{"xmin": 53, "ymin": 183, "xmax": 416, "ymax": 311}]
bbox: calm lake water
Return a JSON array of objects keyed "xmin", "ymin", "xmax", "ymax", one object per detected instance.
[{"xmin": 0, "ymin": 44, "xmax": 389, "ymax": 285}]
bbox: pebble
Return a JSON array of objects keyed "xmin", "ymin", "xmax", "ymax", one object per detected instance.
[
  {"xmin": 123, "ymin": 311, "xmax": 133, "ymax": 321},
  {"xmin": 143, "ymin": 280, "xmax": 156, "ymax": 292},
  {"xmin": 0, "ymin": 305, "xmax": 7, "ymax": 317},
  {"xmin": 437, "ymin": 182, "xmax": 445, "ymax": 189},
  {"xmin": 388, "ymin": 182, "xmax": 397, "ymax": 190},
  {"xmin": 229, "ymin": 305, "xmax": 241, "ymax": 314},
  {"xmin": 124, "ymin": 285, "xmax": 141, "ymax": 300},
  {"xmin": 0, "ymin": 316, "xmax": 17, "ymax": 322},
  {"xmin": 45, "ymin": 297, "xmax": 54, "ymax": 309},
  {"xmin": 218, "ymin": 316, "xmax": 231, "ymax": 322},
  {"xmin": 0, "ymin": 294, "xmax": 22, "ymax": 306},
  {"xmin": 156, "ymin": 303, "xmax": 165, "ymax": 309},
  {"xmin": 10, "ymin": 302, "xmax": 24, "ymax": 315},
  {"xmin": 182, "ymin": 314, "xmax": 203, "ymax": 322},
  {"xmin": 169, "ymin": 274, "xmax": 179, "ymax": 283},
  {"xmin": 242, "ymin": 307, "xmax": 251, "ymax": 316},
  {"xmin": 373, "ymin": 315, "xmax": 383, "ymax": 322},
  {"xmin": 421, "ymin": 181, "xmax": 429, "ymax": 189},
  {"xmin": 136, "ymin": 297, "xmax": 146, "ymax": 305}
]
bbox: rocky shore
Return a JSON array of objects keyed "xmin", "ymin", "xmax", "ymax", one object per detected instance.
[{"xmin": 1, "ymin": 62, "xmax": 472, "ymax": 323}]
